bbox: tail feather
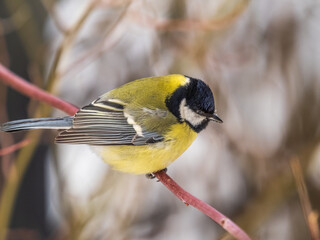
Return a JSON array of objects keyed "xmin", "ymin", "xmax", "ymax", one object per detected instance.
[{"xmin": 1, "ymin": 117, "xmax": 73, "ymax": 132}]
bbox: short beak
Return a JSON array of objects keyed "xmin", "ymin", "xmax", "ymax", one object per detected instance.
[{"xmin": 209, "ymin": 113, "xmax": 223, "ymax": 123}]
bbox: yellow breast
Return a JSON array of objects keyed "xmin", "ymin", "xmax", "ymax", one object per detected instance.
[{"xmin": 95, "ymin": 122, "xmax": 197, "ymax": 174}]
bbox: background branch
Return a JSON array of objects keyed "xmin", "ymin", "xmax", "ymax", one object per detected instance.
[
  {"xmin": 290, "ymin": 156, "xmax": 320, "ymax": 240},
  {"xmin": 0, "ymin": 139, "xmax": 30, "ymax": 156},
  {"xmin": 45, "ymin": 0, "xmax": 102, "ymax": 90},
  {"xmin": 129, "ymin": 0, "xmax": 248, "ymax": 32},
  {"xmin": 0, "ymin": 64, "xmax": 78, "ymax": 115}
]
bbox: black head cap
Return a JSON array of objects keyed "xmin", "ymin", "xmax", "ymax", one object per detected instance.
[
  {"xmin": 166, "ymin": 76, "xmax": 222, "ymax": 133},
  {"xmin": 185, "ymin": 77, "xmax": 215, "ymax": 115}
]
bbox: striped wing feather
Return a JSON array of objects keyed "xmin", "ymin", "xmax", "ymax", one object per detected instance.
[{"xmin": 55, "ymin": 99, "xmax": 164, "ymax": 145}]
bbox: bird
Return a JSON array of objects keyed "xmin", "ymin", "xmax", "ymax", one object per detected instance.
[{"xmin": 1, "ymin": 74, "xmax": 222, "ymax": 174}]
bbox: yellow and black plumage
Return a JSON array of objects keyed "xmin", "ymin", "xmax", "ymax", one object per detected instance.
[{"xmin": 1, "ymin": 74, "xmax": 222, "ymax": 174}]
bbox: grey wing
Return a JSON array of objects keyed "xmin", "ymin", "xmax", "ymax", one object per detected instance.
[{"xmin": 55, "ymin": 99, "xmax": 164, "ymax": 145}]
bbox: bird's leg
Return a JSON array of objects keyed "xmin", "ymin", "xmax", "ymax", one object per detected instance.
[
  {"xmin": 145, "ymin": 168, "xmax": 167, "ymax": 179},
  {"xmin": 145, "ymin": 173, "xmax": 155, "ymax": 179}
]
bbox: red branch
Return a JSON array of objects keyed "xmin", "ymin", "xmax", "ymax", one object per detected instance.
[
  {"xmin": 0, "ymin": 139, "xmax": 31, "ymax": 156},
  {"xmin": 0, "ymin": 63, "xmax": 251, "ymax": 240},
  {"xmin": 0, "ymin": 64, "xmax": 78, "ymax": 116},
  {"xmin": 154, "ymin": 170, "xmax": 251, "ymax": 240}
]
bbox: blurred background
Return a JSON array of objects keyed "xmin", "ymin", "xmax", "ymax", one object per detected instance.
[{"xmin": 0, "ymin": 0, "xmax": 320, "ymax": 239}]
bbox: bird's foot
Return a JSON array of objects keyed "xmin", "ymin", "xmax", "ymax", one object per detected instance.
[{"xmin": 145, "ymin": 168, "xmax": 167, "ymax": 180}]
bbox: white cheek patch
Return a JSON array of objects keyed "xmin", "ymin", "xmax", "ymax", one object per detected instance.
[
  {"xmin": 179, "ymin": 99, "xmax": 206, "ymax": 126},
  {"xmin": 124, "ymin": 112, "xmax": 144, "ymax": 137}
]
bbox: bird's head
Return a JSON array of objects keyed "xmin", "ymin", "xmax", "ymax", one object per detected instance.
[{"xmin": 166, "ymin": 76, "xmax": 222, "ymax": 133}]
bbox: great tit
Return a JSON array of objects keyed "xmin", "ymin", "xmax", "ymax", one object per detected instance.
[{"xmin": 1, "ymin": 74, "xmax": 222, "ymax": 174}]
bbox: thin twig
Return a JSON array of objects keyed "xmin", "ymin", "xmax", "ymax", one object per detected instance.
[
  {"xmin": 45, "ymin": 0, "xmax": 102, "ymax": 89},
  {"xmin": 0, "ymin": 63, "xmax": 78, "ymax": 115},
  {"xmin": 129, "ymin": 0, "xmax": 249, "ymax": 32},
  {"xmin": 154, "ymin": 170, "xmax": 251, "ymax": 240},
  {"xmin": 0, "ymin": 139, "xmax": 30, "ymax": 156},
  {"xmin": 40, "ymin": 0, "xmax": 68, "ymax": 34},
  {"xmin": 61, "ymin": 0, "xmax": 131, "ymax": 77},
  {"xmin": 0, "ymin": 129, "xmax": 43, "ymax": 240},
  {"xmin": 290, "ymin": 156, "xmax": 320, "ymax": 240}
]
